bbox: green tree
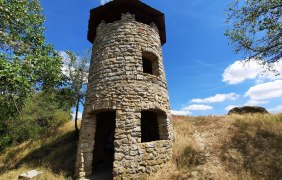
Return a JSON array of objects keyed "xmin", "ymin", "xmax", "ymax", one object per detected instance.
[
  {"xmin": 63, "ymin": 50, "xmax": 90, "ymax": 134},
  {"xmin": 0, "ymin": 0, "xmax": 64, "ymax": 150},
  {"xmin": 225, "ymin": 0, "xmax": 282, "ymax": 63},
  {"xmin": 0, "ymin": 0, "xmax": 63, "ymax": 119}
]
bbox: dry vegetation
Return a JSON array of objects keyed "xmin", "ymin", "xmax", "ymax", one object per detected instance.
[
  {"xmin": 0, "ymin": 121, "xmax": 79, "ymax": 180},
  {"xmin": 1, "ymin": 114, "xmax": 281, "ymax": 179},
  {"xmin": 149, "ymin": 113, "xmax": 282, "ymax": 180}
]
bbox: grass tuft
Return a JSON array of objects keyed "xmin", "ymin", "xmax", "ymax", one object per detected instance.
[{"xmin": 176, "ymin": 146, "xmax": 204, "ymax": 169}]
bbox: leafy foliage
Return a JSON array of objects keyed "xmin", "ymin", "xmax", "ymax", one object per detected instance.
[
  {"xmin": 0, "ymin": 0, "xmax": 66, "ymax": 151},
  {"xmin": 0, "ymin": 92, "xmax": 70, "ymax": 151},
  {"xmin": 0, "ymin": 0, "xmax": 63, "ymax": 121},
  {"xmin": 225, "ymin": 0, "xmax": 282, "ymax": 63}
]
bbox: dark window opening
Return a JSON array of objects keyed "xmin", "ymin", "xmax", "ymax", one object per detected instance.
[
  {"xmin": 141, "ymin": 111, "xmax": 160, "ymax": 142},
  {"xmin": 142, "ymin": 57, "xmax": 153, "ymax": 74},
  {"xmin": 92, "ymin": 111, "xmax": 116, "ymax": 178}
]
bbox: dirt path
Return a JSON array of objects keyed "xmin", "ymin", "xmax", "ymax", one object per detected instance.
[{"xmin": 188, "ymin": 117, "xmax": 236, "ymax": 180}]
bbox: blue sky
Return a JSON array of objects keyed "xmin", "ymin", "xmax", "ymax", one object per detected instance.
[{"xmin": 41, "ymin": 0, "xmax": 282, "ymax": 116}]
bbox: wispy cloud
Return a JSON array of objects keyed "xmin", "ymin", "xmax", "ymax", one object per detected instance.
[
  {"xmin": 191, "ymin": 93, "xmax": 239, "ymax": 103},
  {"xmin": 171, "ymin": 104, "xmax": 213, "ymax": 116},
  {"xmin": 268, "ymin": 105, "xmax": 282, "ymax": 113},
  {"xmin": 182, "ymin": 104, "xmax": 213, "ymax": 111},
  {"xmin": 223, "ymin": 59, "xmax": 282, "ymax": 84},
  {"xmin": 244, "ymin": 100, "xmax": 269, "ymax": 106},
  {"xmin": 171, "ymin": 110, "xmax": 191, "ymax": 116},
  {"xmin": 100, "ymin": 0, "xmax": 112, "ymax": 5}
]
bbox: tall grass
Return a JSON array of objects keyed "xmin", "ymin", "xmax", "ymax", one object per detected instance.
[
  {"xmin": 0, "ymin": 121, "xmax": 80, "ymax": 180},
  {"xmin": 1, "ymin": 113, "xmax": 281, "ymax": 179},
  {"xmin": 148, "ymin": 116, "xmax": 204, "ymax": 179},
  {"xmin": 150, "ymin": 113, "xmax": 282, "ymax": 180},
  {"xmin": 222, "ymin": 113, "xmax": 282, "ymax": 179}
]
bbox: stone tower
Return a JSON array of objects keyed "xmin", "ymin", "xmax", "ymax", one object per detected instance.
[{"xmin": 76, "ymin": 0, "xmax": 173, "ymax": 179}]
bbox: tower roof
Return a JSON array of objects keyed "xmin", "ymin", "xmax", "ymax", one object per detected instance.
[{"xmin": 87, "ymin": 0, "xmax": 166, "ymax": 45}]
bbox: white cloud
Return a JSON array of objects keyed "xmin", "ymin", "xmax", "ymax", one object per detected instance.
[
  {"xmin": 171, "ymin": 105, "xmax": 213, "ymax": 116},
  {"xmin": 59, "ymin": 51, "xmax": 89, "ymax": 83},
  {"xmin": 182, "ymin": 104, "xmax": 213, "ymax": 111},
  {"xmin": 191, "ymin": 93, "xmax": 239, "ymax": 103},
  {"xmin": 71, "ymin": 111, "xmax": 82, "ymax": 120},
  {"xmin": 101, "ymin": 0, "xmax": 112, "ymax": 5},
  {"xmin": 244, "ymin": 100, "xmax": 269, "ymax": 106},
  {"xmin": 268, "ymin": 105, "xmax": 282, "ymax": 113},
  {"xmin": 223, "ymin": 59, "xmax": 282, "ymax": 84},
  {"xmin": 171, "ymin": 110, "xmax": 192, "ymax": 116},
  {"xmin": 225, "ymin": 105, "xmax": 237, "ymax": 111},
  {"xmin": 59, "ymin": 51, "xmax": 73, "ymax": 76},
  {"xmin": 245, "ymin": 80, "xmax": 282, "ymax": 101},
  {"xmin": 58, "ymin": 51, "xmax": 69, "ymax": 63}
]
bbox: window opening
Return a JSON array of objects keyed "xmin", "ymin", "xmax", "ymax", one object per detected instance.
[
  {"xmin": 142, "ymin": 57, "xmax": 153, "ymax": 74},
  {"xmin": 141, "ymin": 111, "xmax": 160, "ymax": 142}
]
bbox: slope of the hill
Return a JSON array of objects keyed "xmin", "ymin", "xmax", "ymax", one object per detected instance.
[
  {"xmin": 0, "ymin": 121, "xmax": 78, "ymax": 180},
  {"xmin": 150, "ymin": 114, "xmax": 282, "ymax": 180},
  {"xmin": 0, "ymin": 114, "xmax": 281, "ymax": 179}
]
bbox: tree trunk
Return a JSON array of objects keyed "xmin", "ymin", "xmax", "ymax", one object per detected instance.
[{"xmin": 75, "ymin": 95, "xmax": 80, "ymax": 136}]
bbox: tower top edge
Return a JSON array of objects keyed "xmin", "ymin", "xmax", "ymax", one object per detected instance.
[{"xmin": 87, "ymin": 0, "xmax": 166, "ymax": 45}]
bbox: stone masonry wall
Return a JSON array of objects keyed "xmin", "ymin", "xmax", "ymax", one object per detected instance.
[{"xmin": 76, "ymin": 13, "xmax": 173, "ymax": 179}]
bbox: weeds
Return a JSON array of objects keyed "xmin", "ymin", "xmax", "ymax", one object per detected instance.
[{"xmin": 176, "ymin": 146, "xmax": 204, "ymax": 169}]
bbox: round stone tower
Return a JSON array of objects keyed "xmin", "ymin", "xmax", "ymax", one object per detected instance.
[{"xmin": 76, "ymin": 0, "xmax": 173, "ymax": 179}]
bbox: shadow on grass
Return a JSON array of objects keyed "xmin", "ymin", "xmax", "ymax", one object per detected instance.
[
  {"xmin": 221, "ymin": 120, "xmax": 282, "ymax": 179},
  {"xmin": 5, "ymin": 131, "xmax": 78, "ymax": 178}
]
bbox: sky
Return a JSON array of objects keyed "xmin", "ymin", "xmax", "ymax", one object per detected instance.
[{"xmin": 41, "ymin": 0, "xmax": 282, "ymax": 117}]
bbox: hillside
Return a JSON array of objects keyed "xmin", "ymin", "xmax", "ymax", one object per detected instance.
[
  {"xmin": 150, "ymin": 114, "xmax": 282, "ymax": 180},
  {"xmin": 0, "ymin": 114, "xmax": 281, "ymax": 179}
]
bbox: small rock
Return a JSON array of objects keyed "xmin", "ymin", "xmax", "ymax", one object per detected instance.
[{"xmin": 19, "ymin": 170, "xmax": 43, "ymax": 179}]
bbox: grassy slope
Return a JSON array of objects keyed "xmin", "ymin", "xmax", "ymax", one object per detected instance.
[
  {"xmin": 1, "ymin": 114, "xmax": 281, "ymax": 179},
  {"xmin": 0, "ymin": 121, "xmax": 78, "ymax": 180},
  {"xmin": 150, "ymin": 113, "xmax": 282, "ymax": 180}
]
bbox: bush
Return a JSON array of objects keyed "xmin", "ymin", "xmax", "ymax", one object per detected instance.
[
  {"xmin": 52, "ymin": 110, "xmax": 71, "ymax": 127},
  {"xmin": 0, "ymin": 92, "xmax": 71, "ymax": 151}
]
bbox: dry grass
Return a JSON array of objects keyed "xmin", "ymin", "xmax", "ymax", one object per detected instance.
[
  {"xmin": 1, "ymin": 114, "xmax": 281, "ymax": 180},
  {"xmin": 0, "ymin": 165, "xmax": 69, "ymax": 180},
  {"xmin": 221, "ymin": 113, "xmax": 282, "ymax": 179},
  {"xmin": 149, "ymin": 116, "xmax": 213, "ymax": 180},
  {"xmin": 150, "ymin": 113, "xmax": 282, "ymax": 180},
  {"xmin": 0, "ymin": 120, "xmax": 80, "ymax": 179}
]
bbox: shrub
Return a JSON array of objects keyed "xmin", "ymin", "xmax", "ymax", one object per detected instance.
[
  {"xmin": 1, "ymin": 92, "xmax": 71, "ymax": 151},
  {"xmin": 176, "ymin": 146, "xmax": 204, "ymax": 169}
]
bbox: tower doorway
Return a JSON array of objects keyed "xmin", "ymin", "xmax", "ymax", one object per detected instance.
[{"xmin": 92, "ymin": 111, "xmax": 116, "ymax": 179}]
